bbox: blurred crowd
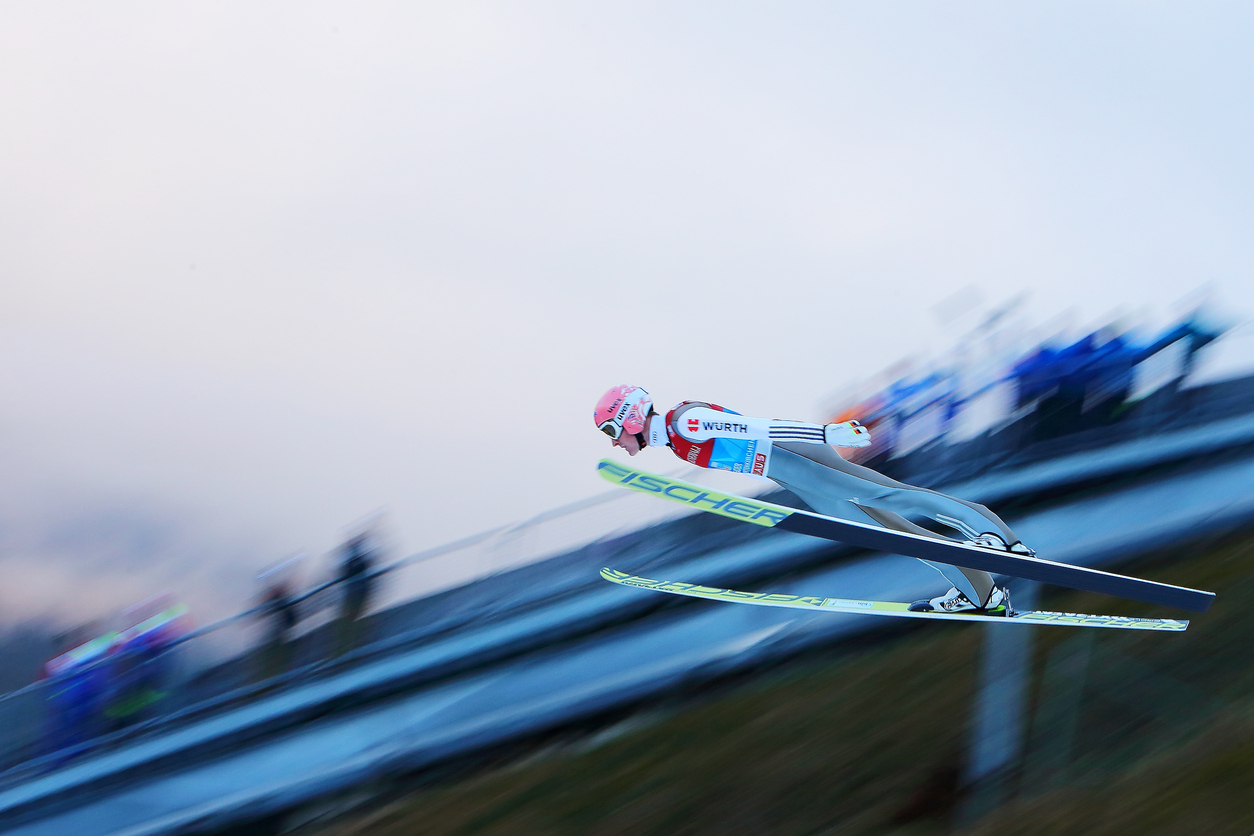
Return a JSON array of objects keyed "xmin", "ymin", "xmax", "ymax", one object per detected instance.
[
  {"xmin": 37, "ymin": 530, "xmax": 382, "ymax": 761},
  {"xmin": 827, "ymin": 308, "xmax": 1229, "ymax": 463},
  {"xmin": 41, "ymin": 596, "xmax": 190, "ymax": 756}
]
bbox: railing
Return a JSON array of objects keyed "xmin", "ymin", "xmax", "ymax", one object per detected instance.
[{"xmin": 0, "ymin": 463, "xmax": 741, "ymax": 783}]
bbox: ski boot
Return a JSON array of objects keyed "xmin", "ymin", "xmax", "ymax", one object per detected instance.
[
  {"xmin": 966, "ymin": 532, "xmax": 1036, "ymax": 557},
  {"xmin": 909, "ymin": 585, "xmax": 1012, "ymax": 616}
]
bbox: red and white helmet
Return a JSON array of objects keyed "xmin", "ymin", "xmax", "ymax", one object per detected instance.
[{"xmin": 594, "ymin": 385, "xmax": 653, "ymax": 439}]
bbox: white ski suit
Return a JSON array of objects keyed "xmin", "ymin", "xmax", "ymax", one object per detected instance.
[{"xmin": 656, "ymin": 400, "xmax": 1019, "ymax": 606}]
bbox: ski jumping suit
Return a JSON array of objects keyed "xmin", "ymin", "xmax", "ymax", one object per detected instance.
[{"xmin": 658, "ymin": 401, "xmax": 1018, "ymax": 606}]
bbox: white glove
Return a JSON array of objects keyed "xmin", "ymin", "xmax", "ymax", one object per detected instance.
[{"xmin": 824, "ymin": 420, "xmax": 872, "ymax": 448}]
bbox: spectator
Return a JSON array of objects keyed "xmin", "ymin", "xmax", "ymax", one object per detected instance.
[
  {"xmin": 335, "ymin": 533, "xmax": 377, "ymax": 657},
  {"xmin": 255, "ymin": 580, "xmax": 298, "ymax": 682},
  {"xmin": 43, "ymin": 626, "xmax": 110, "ymax": 757},
  {"xmin": 102, "ymin": 597, "xmax": 189, "ymax": 730}
]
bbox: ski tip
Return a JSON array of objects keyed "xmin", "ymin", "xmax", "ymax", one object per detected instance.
[
  {"xmin": 601, "ymin": 567, "xmax": 638, "ymax": 584},
  {"xmin": 596, "ymin": 458, "xmax": 628, "ymax": 479}
]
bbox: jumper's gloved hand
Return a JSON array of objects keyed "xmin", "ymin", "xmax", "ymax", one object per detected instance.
[{"xmin": 824, "ymin": 420, "xmax": 872, "ymax": 448}]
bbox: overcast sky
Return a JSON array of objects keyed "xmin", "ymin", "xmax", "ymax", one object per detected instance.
[{"xmin": 2, "ymin": 2, "xmax": 1252, "ymax": 629}]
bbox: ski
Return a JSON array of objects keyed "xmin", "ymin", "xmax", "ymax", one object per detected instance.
[
  {"xmin": 600, "ymin": 568, "xmax": 1188, "ymax": 631},
  {"xmin": 597, "ymin": 458, "xmax": 1214, "ymax": 613}
]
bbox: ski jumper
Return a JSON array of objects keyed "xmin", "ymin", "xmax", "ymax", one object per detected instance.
[{"xmin": 661, "ymin": 401, "xmax": 1019, "ymax": 606}]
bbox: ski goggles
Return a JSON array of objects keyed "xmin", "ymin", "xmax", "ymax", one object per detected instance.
[{"xmin": 598, "ymin": 420, "xmax": 624, "ymax": 439}]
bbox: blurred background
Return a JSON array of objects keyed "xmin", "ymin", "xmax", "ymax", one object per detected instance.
[{"xmin": 2, "ymin": 2, "xmax": 1253, "ymax": 834}]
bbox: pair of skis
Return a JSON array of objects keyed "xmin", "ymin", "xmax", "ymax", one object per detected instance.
[{"xmin": 596, "ymin": 459, "xmax": 1212, "ymax": 632}]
